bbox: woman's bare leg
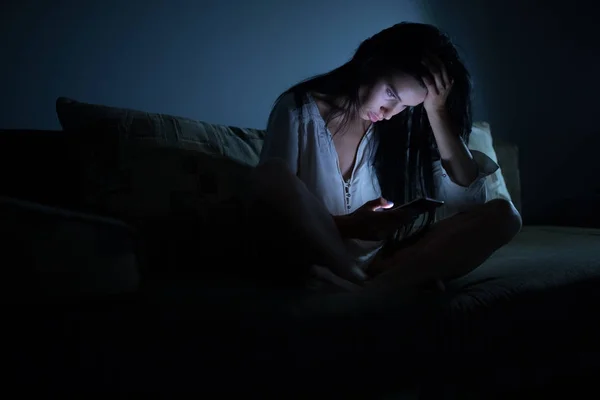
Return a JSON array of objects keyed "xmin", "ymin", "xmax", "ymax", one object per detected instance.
[
  {"xmin": 366, "ymin": 199, "xmax": 522, "ymax": 292},
  {"xmin": 248, "ymin": 159, "xmax": 365, "ymax": 284}
]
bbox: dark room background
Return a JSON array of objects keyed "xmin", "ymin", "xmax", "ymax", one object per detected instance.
[{"xmin": 2, "ymin": 0, "xmax": 598, "ymax": 224}]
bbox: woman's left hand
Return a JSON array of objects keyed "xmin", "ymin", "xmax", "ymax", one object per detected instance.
[{"xmin": 421, "ymin": 55, "xmax": 454, "ymax": 114}]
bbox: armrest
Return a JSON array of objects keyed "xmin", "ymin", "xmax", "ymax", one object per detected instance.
[{"xmin": 0, "ymin": 196, "xmax": 141, "ymax": 301}]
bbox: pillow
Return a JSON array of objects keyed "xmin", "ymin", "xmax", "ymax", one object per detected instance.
[
  {"xmin": 468, "ymin": 122, "xmax": 514, "ymax": 205},
  {"xmin": 86, "ymin": 142, "xmax": 252, "ymax": 221},
  {"xmin": 56, "ymin": 97, "xmax": 265, "ymax": 166},
  {"xmin": 55, "ymin": 97, "xmax": 261, "ymax": 222}
]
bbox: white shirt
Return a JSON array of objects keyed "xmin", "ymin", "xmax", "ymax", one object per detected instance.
[{"xmin": 259, "ymin": 92, "xmax": 498, "ymax": 269}]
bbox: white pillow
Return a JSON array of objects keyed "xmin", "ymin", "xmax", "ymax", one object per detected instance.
[{"xmin": 468, "ymin": 122, "xmax": 513, "ymax": 203}]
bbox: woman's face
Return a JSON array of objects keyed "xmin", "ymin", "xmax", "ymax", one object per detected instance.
[{"xmin": 359, "ymin": 72, "xmax": 427, "ymax": 123}]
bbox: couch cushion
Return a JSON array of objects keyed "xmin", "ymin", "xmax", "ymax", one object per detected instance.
[
  {"xmin": 1, "ymin": 196, "xmax": 140, "ymax": 299},
  {"xmin": 437, "ymin": 225, "xmax": 600, "ymax": 390},
  {"xmin": 493, "ymin": 139, "xmax": 522, "ymax": 214}
]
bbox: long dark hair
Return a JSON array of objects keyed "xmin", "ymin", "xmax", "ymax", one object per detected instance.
[{"xmin": 274, "ymin": 22, "xmax": 472, "ymax": 243}]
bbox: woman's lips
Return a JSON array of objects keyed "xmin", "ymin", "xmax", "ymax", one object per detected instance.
[{"xmin": 369, "ymin": 112, "xmax": 382, "ymax": 122}]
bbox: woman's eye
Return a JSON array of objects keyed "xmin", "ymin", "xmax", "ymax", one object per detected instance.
[{"xmin": 386, "ymin": 88, "xmax": 395, "ymax": 98}]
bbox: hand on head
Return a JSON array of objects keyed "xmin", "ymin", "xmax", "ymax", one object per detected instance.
[{"xmin": 421, "ymin": 53, "xmax": 454, "ymax": 113}]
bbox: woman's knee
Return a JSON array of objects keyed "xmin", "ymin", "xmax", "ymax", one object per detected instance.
[{"xmin": 483, "ymin": 198, "xmax": 522, "ymax": 242}]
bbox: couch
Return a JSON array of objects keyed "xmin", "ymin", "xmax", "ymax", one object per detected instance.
[{"xmin": 1, "ymin": 97, "xmax": 600, "ymax": 398}]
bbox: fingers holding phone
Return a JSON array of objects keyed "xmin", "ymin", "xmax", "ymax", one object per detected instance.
[
  {"xmin": 343, "ymin": 197, "xmax": 444, "ymax": 241},
  {"xmin": 366, "ymin": 197, "xmax": 395, "ymax": 212},
  {"xmin": 380, "ymin": 197, "xmax": 444, "ymax": 225},
  {"xmin": 384, "ymin": 197, "xmax": 444, "ymax": 215},
  {"xmin": 344, "ymin": 197, "xmax": 404, "ymax": 240}
]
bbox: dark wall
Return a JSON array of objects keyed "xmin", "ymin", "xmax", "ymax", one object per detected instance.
[
  {"xmin": 0, "ymin": 0, "xmax": 425, "ymax": 130},
  {"xmin": 424, "ymin": 0, "xmax": 600, "ymax": 222}
]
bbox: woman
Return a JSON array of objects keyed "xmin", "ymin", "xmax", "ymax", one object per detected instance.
[{"xmin": 253, "ymin": 22, "xmax": 522, "ymax": 293}]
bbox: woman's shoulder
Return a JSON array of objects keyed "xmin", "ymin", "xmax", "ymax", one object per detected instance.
[{"xmin": 271, "ymin": 91, "xmax": 321, "ymax": 121}]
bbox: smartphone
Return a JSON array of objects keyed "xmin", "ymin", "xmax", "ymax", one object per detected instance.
[{"xmin": 385, "ymin": 197, "xmax": 445, "ymax": 213}]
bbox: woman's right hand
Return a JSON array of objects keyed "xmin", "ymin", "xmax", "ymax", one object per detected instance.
[{"xmin": 336, "ymin": 197, "xmax": 417, "ymax": 241}]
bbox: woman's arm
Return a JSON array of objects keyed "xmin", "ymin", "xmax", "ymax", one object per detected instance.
[
  {"xmin": 421, "ymin": 55, "xmax": 479, "ymax": 187},
  {"xmin": 420, "ymin": 57, "xmax": 499, "ymax": 217},
  {"xmin": 433, "ymin": 150, "xmax": 498, "ymax": 218},
  {"xmin": 259, "ymin": 94, "xmax": 300, "ymax": 174},
  {"xmin": 427, "ymin": 109, "xmax": 479, "ymax": 187}
]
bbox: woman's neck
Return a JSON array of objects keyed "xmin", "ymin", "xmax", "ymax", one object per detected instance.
[{"xmin": 311, "ymin": 92, "xmax": 370, "ymax": 133}]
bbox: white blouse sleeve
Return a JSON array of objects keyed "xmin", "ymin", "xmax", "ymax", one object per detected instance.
[
  {"xmin": 258, "ymin": 95, "xmax": 301, "ymax": 175},
  {"xmin": 434, "ymin": 149, "xmax": 499, "ymax": 219}
]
